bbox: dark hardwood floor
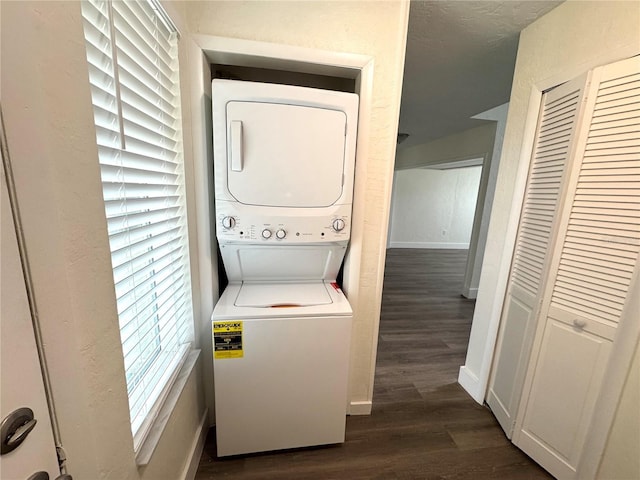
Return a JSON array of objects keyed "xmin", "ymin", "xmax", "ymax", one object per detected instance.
[{"xmin": 195, "ymin": 249, "xmax": 551, "ymax": 479}]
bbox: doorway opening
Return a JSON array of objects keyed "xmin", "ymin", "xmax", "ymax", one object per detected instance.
[{"xmin": 383, "ymin": 159, "xmax": 484, "ymax": 397}]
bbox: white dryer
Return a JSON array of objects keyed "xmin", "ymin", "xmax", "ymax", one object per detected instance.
[{"xmin": 210, "ymin": 79, "xmax": 359, "ymax": 457}]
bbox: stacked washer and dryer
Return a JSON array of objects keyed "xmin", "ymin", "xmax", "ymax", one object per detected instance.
[{"xmin": 210, "ymin": 79, "xmax": 359, "ymax": 457}]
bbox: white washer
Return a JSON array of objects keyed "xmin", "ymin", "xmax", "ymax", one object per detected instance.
[
  {"xmin": 211, "ymin": 79, "xmax": 359, "ymax": 457},
  {"xmin": 212, "ymin": 282, "xmax": 352, "ymax": 457}
]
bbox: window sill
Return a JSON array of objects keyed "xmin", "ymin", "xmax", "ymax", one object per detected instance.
[{"xmin": 135, "ymin": 349, "xmax": 201, "ymax": 466}]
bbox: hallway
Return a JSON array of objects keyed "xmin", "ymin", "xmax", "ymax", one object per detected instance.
[{"xmin": 195, "ymin": 249, "xmax": 551, "ymax": 479}]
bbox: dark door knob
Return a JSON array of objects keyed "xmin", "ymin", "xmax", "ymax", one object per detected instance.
[{"xmin": 1, "ymin": 407, "xmax": 37, "ymax": 454}]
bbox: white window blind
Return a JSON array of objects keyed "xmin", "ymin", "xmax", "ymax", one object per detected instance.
[{"xmin": 81, "ymin": 0, "xmax": 193, "ymax": 447}]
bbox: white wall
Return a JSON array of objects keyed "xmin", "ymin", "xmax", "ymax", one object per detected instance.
[
  {"xmin": 396, "ymin": 123, "xmax": 495, "ymax": 170},
  {"xmin": 389, "ymin": 166, "xmax": 482, "ymax": 249},
  {"xmin": 1, "ymin": 2, "xmax": 206, "ymax": 478},
  {"xmin": 597, "ymin": 343, "xmax": 640, "ymax": 479},
  {"xmin": 462, "ymin": 103, "xmax": 509, "ymax": 299},
  {"xmin": 185, "ymin": 1, "xmax": 410, "ymax": 414},
  {"xmin": 459, "ymin": 0, "xmax": 640, "ymax": 403}
]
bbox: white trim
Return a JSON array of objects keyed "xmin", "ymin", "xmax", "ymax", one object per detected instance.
[
  {"xmin": 193, "ymin": 35, "xmax": 372, "ymax": 79},
  {"xmin": 180, "ymin": 408, "xmax": 209, "ymax": 480},
  {"xmin": 348, "ymin": 400, "xmax": 372, "ymax": 415},
  {"xmin": 135, "ymin": 349, "xmax": 200, "ymax": 466},
  {"xmin": 386, "ymin": 171, "xmax": 398, "ymax": 249},
  {"xmin": 461, "ymin": 287, "xmax": 478, "ymax": 300},
  {"xmin": 134, "ymin": 345, "xmax": 191, "ymax": 456},
  {"xmin": 339, "ymin": 58, "xmax": 373, "ymax": 309},
  {"xmin": 345, "ymin": 57, "xmax": 378, "ymax": 411},
  {"xmin": 458, "ymin": 86, "xmax": 543, "ymax": 404},
  {"xmin": 361, "ymin": 0, "xmax": 410, "ymax": 411},
  {"xmin": 462, "ymin": 104, "xmax": 509, "ymax": 308},
  {"xmin": 457, "ymin": 366, "xmax": 483, "ymax": 402},
  {"xmin": 184, "ymin": 34, "xmax": 217, "ymax": 426},
  {"xmin": 422, "ymin": 157, "xmax": 484, "ymax": 170},
  {"xmin": 459, "ymin": 152, "xmax": 492, "ymax": 302},
  {"xmin": 388, "ymin": 242, "xmax": 470, "ymax": 249}
]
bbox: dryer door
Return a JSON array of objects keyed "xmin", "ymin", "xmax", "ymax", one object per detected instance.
[{"xmin": 226, "ymin": 101, "xmax": 347, "ymax": 207}]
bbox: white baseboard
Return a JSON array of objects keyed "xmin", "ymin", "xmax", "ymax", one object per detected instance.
[
  {"xmin": 458, "ymin": 366, "xmax": 484, "ymax": 404},
  {"xmin": 181, "ymin": 408, "xmax": 209, "ymax": 480},
  {"xmin": 461, "ymin": 287, "xmax": 478, "ymax": 299},
  {"xmin": 388, "ymin": 241, "xmax": 470, "ymax": 249},
  {"xmin": 348, "ymin": 400, "xmax": 372, "ymax": 415}
]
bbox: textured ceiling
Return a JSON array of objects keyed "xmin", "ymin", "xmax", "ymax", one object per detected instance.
[{"xmin": 398, "ymin": 0, "xmax": 564, "ymax": 149}]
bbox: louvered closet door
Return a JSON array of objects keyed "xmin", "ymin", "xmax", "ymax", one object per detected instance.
[
  {"xmin": 487, "ymin": 74, "xmax": 590, "ymax": 437},
  {"xmin": 515, "ymin": 56, "xmax": 640, "ymax": 480}
]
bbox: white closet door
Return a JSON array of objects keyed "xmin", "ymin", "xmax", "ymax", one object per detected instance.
[
  {"xmin": 487, "ymin": 73, "xmax": 590, "ymax": 436},
  {"xmin": 514, "ymin": 56, "xmax": 640, "ymax": 480}
]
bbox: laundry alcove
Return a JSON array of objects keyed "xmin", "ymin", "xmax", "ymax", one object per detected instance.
[{"xmin": 185, "ymin": 35, "xmax": 379, "ymax": 424}]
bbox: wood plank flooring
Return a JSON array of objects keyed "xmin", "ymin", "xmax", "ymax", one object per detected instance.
[{"xmin": 195, "ymin": 249, "xmax": 551, "ymax": 479}]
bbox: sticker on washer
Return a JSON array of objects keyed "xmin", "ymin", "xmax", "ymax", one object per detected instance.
[{"xmin": 213, "ymin": 321, "xmax": 244, "ymax": 359}]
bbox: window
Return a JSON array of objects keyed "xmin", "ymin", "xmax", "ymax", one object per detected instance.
[{"xmin": 81, "ymin": 0, "xmax": 193, "ymax": 448}]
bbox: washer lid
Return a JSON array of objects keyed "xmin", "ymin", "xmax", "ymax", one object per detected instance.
[
  {"xmin": 235, "ymin": 282, "xmax": 333, "ymax": 308},
  {"xmin": 212, "ymin": 282, "xmax": 352, "ymax": 319},
  {"xmin": 219, "ymin": 243, "xmax": 347, "ymax": 283}
]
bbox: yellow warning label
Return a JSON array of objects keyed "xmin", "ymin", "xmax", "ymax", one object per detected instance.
[{"xmin": 213, "ymin": 321, "xmax": 243, "ymax": 359}]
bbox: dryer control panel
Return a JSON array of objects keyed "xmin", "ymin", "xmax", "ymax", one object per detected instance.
[{"xmin": 216, "ymin": 201, "xmax": 351, "ymax": 244}]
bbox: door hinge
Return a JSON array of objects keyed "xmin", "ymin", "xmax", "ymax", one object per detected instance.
[
  {"xmin": 56, "ymin": 445, "xmax": 72, "ymax": 479},
  {"xmin": 56, "ymin": 445, "xmax": 67, "ymax": 465}
]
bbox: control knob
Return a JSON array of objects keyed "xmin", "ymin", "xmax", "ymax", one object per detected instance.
[
  {"xmin": 332, "ymin": 218, "xmax": 346, "ymax": 232},
  {"xmin": 276, "ymin": 229, "xmax": 287, "ymax": 239},
  {"xmin": 221, "ymin": 216, "xmax": 235, "ymax": 229},
  {"xmin": 261, "ymin": 229, "xmax": 272, "ymax": 239}
]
